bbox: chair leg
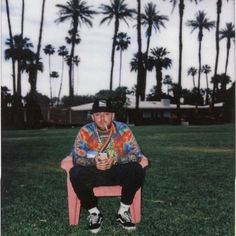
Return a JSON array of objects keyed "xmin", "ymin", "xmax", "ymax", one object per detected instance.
[
  {"xmin": 67, "ymin": 176, "xmax": 81, "ymax": 225},
  {"xmin": 130, "ymin": 188, "xmax": 141, "ymax": 223}
]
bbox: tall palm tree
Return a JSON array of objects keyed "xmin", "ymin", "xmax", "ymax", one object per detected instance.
[
  {"xmin": 21, "ymin": 52, "xmax": 44, "ymax": 94},
  {"xmin": 149, "ymin": 47, "xmax": 172, "ymax": 99},
  {"xmin": 214, "ymin": 0, "xmax": 230, "ymax": 75},
  {"xmin": 115, "ymin": 32, "xmax": 131, "ymax": 87},
  {"xmin": 35, "ymin": 0, "xmax": 46, "ymax": 92},
  {"xmin": 186, "ymin": 11, "xmax": 215, "ymax": 101},
  {"xmin": 56, "ymin": 0, "xmax": 96, "ymax": 99},
  {"xmin": 5, "ymin": 0, "xmax": 16, "ymax": 95},
  {"xmin": 136, "ymin": 0, "xmax": 143, "ymax": 109},
  {"xmin": 163, "ymin": 75, "xmax": 172, "ymax": 95},
  {"xmin": 100, "ymin": 0, "xmax": 135, "ymax": 90},
  {"xmin": 5, "ymin": 35, "xmax": 33, "ymax": 99},
  {"xmin": 43, "ymin": 44, "xmax": 55, "ymax": 102},
  {"xmin": 219, "ymin": 22, "xmax": 235, "ymax": 74},
  {"xmin": 72, "ymin": 55, "xmax": 80, "ymax": 94},
  {"xmin": 166, "ymin": 0, "xmax": 200, "ymax": 118},
  {"xmin": 57, "ymin": 46, "xmax": 68, "ymax": 104},
  {"xmin": 50, "ymin": 71, "xmax": 59, "ymax": 104},
  {"xmin": 201, "ymin": 64, "xmax": 211, "ymax": 104},
  {"xmin": 21, "ymin": 0, "xmax": 25, "ymax": 37},
  {"xmin": 187, "ymin": 67, "xmax": 197, "ymax": 88},
  {"xmin": 141, "ymin": 2, "xmax": 168, "ymax": 100}
]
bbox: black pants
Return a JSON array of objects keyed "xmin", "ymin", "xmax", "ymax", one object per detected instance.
[{"xmin": 69, "ymin": 162, "xmax": 145, "ymax": 210}]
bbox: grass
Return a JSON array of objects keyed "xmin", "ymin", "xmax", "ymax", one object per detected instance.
[{"xmin": 1, "ymin": 124, "xmax": 235, "ymax": 236}]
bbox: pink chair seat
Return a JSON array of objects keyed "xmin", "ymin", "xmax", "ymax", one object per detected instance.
[{"xmin": 61, "ymin": 155, "xmax": 148, "ymax": 225}]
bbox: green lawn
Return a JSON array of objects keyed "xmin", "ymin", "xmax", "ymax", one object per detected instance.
[{"xmin": 2, "ymin": 124, "xmax": 235, "ymax": 236}]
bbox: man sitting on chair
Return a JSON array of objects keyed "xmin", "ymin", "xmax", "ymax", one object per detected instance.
[{"xmin": 70, "ymin": 99, "xmax": 145, "ymax": 234}]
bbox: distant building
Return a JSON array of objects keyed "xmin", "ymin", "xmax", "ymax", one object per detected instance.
[{"xmin": 69, "ymin": 96, "xmax": 224, "ymax": 125}]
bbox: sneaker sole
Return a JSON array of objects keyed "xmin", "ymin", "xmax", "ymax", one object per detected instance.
[
  {"xmin": 90, "ymin": 227, "xmax": 101, "ymax": 234},
  {"xmin": 117, "ymin": 220, "xmax": 136, "ymax": 231}
]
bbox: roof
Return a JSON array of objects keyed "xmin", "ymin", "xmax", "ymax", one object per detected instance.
[{"xmin": 70, "ymin": 96, "xmax": 223, "ymax": 111}]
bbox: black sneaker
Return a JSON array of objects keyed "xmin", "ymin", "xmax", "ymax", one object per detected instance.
[
  {"xmin": 116, "ymin": 211, "xmax": 136, "ymax": 231},
  {"xmin": 87, "ymin": 213, "xmax": 103, "ymax": 234}
]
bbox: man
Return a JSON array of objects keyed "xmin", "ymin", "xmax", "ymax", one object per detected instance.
[{"xmin": 70, "ymin": 99, "xmax": 145, "ymax": 234}]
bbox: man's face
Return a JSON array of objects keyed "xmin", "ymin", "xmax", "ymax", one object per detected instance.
[{"xmin": 92, "ymin": 112, "xmax": 114, "ymax": 130}]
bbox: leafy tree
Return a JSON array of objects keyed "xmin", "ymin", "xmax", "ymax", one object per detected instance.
[
  {"xmin": 56, "ymin": 0, "xmax": 96, "ymax": 99},
  {"xmin": 219, "ymin": 22, "xmax": 235, "ymax": 74},
  {"xmin": 99, "ymin": 0, "xmax": 135, "ymax": 90},
  {"xmin": 149, "ymin": 47, "xmax": 172, "ymax": 100},
  {"xmin": 115, "ymin": 32, "xmax": 131, "ymax": 87},
  {"xmin": 186, "ymin": 10, "xmax": 215, "ymax": 102},
  {"xmin": 187, "ymin": 67, "xmax": 197, "ymax": 88}
]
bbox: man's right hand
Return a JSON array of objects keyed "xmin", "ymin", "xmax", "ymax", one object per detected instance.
[{"xmin": 95, "ymin": 156, "xmax": 109, "ymax": 170}]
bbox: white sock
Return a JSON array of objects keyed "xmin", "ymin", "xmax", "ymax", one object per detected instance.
[
  {"xmin": 118, "ymin": 202, "xmax": 130, "ymax": 215},
  {"xmin": 88, "ymin": 207, "xmax": 100, "ymax": 215}
]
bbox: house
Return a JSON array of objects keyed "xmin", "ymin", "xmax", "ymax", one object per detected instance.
[{"xmin": 69, "ymin": 96, "xmax": 224, "ymax": 125}]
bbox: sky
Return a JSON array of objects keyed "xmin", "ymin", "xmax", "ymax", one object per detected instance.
[{"xmin": 1, "ymin": 0, "xmax": 235, "ymax": 99}]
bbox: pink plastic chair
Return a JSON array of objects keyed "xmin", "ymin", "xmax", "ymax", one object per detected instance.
[{"xmin": 61, "ymin": 155, "xmax": 148, "ymax": 225}]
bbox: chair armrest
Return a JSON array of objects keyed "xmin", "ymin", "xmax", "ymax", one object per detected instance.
[
  {"xmin": 140, "ymin": 156, "xmax": 149, "ymax": 168},
  {"xmin": 61, "ymin": 155, "xmax": 73, "ymax": 172}
]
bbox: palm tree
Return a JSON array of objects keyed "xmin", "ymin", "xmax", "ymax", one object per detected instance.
[
  {"xmin": 43, "ymin": 44, "xmax": 55, "ymax": 101},
  {"xmin": 141, "ymin": 2, "xmax": 169, "ymax": 100},
  {"xmin": 187, "ymin": 67, "xmax": 197, "ymax": 88},
  {"xmin": 136, "ymin": 0, "xmax": 143, "ymax": 109},
  {"xmin": 166, "ymin": 0, "xmax": 200, "ymax": 118},
  {"xmin": 214, "ymin": 0, "xmax": 230, "ymax": 76},
  {"xmin": 57, "ymin": 46, "xmax": 68, "ymax": 104},
  {"xmin": 163, "ymin": 75, "xmax": 172, "ymax": 95},
  {"xmin": 5, "ymin": 35, "xmax": 33, "ymax": 100},
  {"xmin": 149, "ymin": 47, "xmax": 172, "ymax": 99},
  {"xmin": 21, "ymin": 52, "xmax": 44, "ymax": 94},
  {"xmin": 50, "ymin": 71, "xmax": 59, "ymax": 104},
  {"xmin": 56, "ymin": 0, "xmax": 96, "ymax": 99},
  {"xmin": 72, "ymin": 55, "xmax": 80, "ymax": 94},
  {"xmin": 186, "ymin": 11, "xmax": 215, "ymax": 101},
  {"xmin": 100, "ymin": 0, "xmax": 135, "ymax": 90},
  {"xmin": 219, "ymin": 22, "xmax": 235, "ymax": 74},
  {"xmin": 5, "ymin": 0, "xmax": 16, "ymax": 95},
  {"xmin": 115, "ymin": 32, "xmax": 131, "ymax": 87},
  {"xmin": 201, "ymin": 64, "xmax": 211, "ymax": 104},
  {"xmin": 35, "ymin": 0, "xmax": 46, "ymax": 92},
  {"xmin": 21, "ymin": 0, "xmax": 25, "ymax": 37}
]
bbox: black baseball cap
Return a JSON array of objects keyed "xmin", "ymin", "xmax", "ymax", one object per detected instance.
[{"xmin": 91, "ymin": 99, "xmax": 113, "ymax": 114}]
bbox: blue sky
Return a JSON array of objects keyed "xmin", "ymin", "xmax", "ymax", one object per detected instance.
[{"xmin": 1, "ymin": 0, "xmax": 235, "ymax": 98}]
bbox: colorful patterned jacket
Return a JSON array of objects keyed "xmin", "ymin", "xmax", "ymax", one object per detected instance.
[{"xmin": 71, "ymin": 121, "xmax": 143, "ymax": 166}]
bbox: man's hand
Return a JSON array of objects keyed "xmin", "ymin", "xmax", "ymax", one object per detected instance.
[{"xmin": 95, "ymin": 156, "xmax": 114, "ymax": 170}]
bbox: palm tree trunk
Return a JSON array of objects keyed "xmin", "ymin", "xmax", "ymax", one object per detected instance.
[
  {"xmin": 141, "ymin": 27, "xmax": 152, "ymax": 101},
  {"xmin": 49, "ymin": 55, "xmax": 52, "ymax": 102},
  {"xmin": 35, "ymin": 0, "xmax": 46, "ymax": 91},
  {"xmin": 5, "ymin": 0, "xmax": 16, "ymax": 95},
  {"xmin": 177, "ymin": 0, "xmax": 184, "ymax": 119},
  {"xmin": 214, "ymin": 0, "xmax": 221, "ymax": 76},
  {"xmin": 192, "ymin": 75, "xmax": 196, "ymax": 88},
  {"xmin": 136, "ymin": 0, "xmax": 142, "ymax": 110},
  {"xmin": 197, "ymin": 39, "xmax": 202, "ymax": 97},
  {"xmin": 110, "ymin": 19, "xmax": 119, "ymax": 90},
  {"xmin": 205, "ymin": 73, "xmax": 209, "ymax": 104},
  {"xmin": 119, "ymin": 50, "xmax": 122, "ymax": 87},
  {"xmin": 212, "ymin": 0, "xmax": 222, "ymax": 109},
  {"xmin": 57, "ymin": 58, "xmax": 64, "ymax": 105},
  {"xmin": 16, "ymin": 60, "xmax": 22, "ymax": 97},
  {"xmin": 155, "ymin": 66, "xmax": 162, "ymax": 100},
  {"xmin": 225, "ymin": 40, "xmax": 230, "ymax": 74},
  {"xmin": 21, "ymin": 0, "xmax": 25, "ymax": 37}
]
